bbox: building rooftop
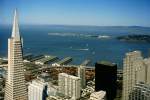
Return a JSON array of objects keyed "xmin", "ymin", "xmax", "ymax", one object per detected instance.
[
  {"xmin": 144, "ymin": 58, "xmax": 150, "ymax": 65},
  {"xmin": 90, "ymin": 91, "xmax": 106, "ymax": 99},
  {"xmin": 59, "ymin": 73, "xmax": 80, "ymax": 80},
  {"xmin": 97, "ymin": 61, "xmax": 116, "ymax": 67},
  {"xmin": 29, "ymin": 79, "xmax": 48, "ymax": 88},
  {"xmin": 126, "ymin": 50, "xmax": 142, "ymax": 56}
]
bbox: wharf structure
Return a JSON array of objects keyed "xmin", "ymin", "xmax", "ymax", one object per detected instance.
[
  {"xmin": 23, "ymin": 54, "xmax": 33, "ymax": 62},
  {"xmin": 30, "ymin": 55, "xmax": 45, "ymax": 62},
  {"xmin": 35, "ymin": 55, "xmax": 58, "ymax": 65},
  {"xmin": 52, "ymin": 57, "xmax": 72, "ymax": 66},
  {"xmin": 80, "ymin": 59, "xmax": 91, "ymax": 66}
]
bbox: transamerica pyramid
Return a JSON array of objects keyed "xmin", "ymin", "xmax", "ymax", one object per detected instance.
[{"xmin": 4, "ymin": 9, "xmax": 27, "ymax": 100}]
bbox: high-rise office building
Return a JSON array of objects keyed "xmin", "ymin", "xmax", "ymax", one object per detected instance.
[
  {"xmin": 58, "ymin": 73, "xmax": 81, "ymax": 100},
  {"xmin": 129, "ymin": 82, "xmax": 150, "ymax": 100},
  {"xmin": 123, "ymin": 51, "xmax": 143, "ymax": 100},
  {"xmin": 28, "ymin": 79, "xmax": 47, "ymax": 100},
  {"xmin": 95, "ymin": 61, "xmax": 117, "ymax": 100},
  {"xmin": 4, "ymin": 9, "xmax": 27, "ymax": 100},
  {"xmin": 122, "ymin": 51, "xmax": 150, "ymax": 100},
  {"xmin": 78, "ymin": 65, "xmax": 86, "ymax": 89}
]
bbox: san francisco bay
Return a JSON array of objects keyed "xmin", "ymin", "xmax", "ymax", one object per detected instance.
[{"xmin": 1, "ymin": 25, "xmax": 150, "ymax": 69}]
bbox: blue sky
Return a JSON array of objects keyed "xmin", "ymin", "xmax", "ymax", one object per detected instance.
[{"xmin": 0, "ymin": 0, "xmax": 150, "ymax": 26}]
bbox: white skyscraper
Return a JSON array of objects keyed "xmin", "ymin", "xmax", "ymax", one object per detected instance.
[
  {"xmin": 122, "ymin": 51, "xmax": 150, "ymax": 100},
  {"xmin": 58, "ymin": 73, "xmax": 81, "ymax": 100},
  {"xmin": 78, "ymin": 65, "xmax": 86, "ymax": 89},
  {"xmin": 4, "ymin": 9, "xmax": 27, "ymax": 100},
  {"xmin": 28, "ymin": 80, "xmax": 47, "ymax": 100},
  {"xmin": 123, "ymin": 51, "xmax": 142, "ymax": 100}
]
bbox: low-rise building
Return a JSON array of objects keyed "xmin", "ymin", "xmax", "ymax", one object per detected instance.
[
  {"xmin": 89, "ymin": 91, "xmax": 106, "ymax": 100},
  {"xmin": 81, "ymin": 86, "xmax": 95, "ymax": 98}
]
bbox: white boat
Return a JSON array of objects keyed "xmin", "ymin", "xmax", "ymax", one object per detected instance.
[
  {"xmin": 77, "ymin": 48, "xmax": 89, "ymax": 51},
  {"xmin": 98, "ymin": 35, "xmax": 111, "ymax": 39}
]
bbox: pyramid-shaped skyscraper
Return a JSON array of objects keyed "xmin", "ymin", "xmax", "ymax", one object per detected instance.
[{"xmin": 4, "ymin": 9, "xmax": 27, "ymax": 100}]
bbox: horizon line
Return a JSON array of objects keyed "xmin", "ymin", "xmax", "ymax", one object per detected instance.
[{"xmin": 1, "ymin": 24, "xmax": 150, "ymax": 28}]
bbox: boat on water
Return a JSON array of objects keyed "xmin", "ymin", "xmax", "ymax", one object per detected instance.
[
  {"xmin": 87, "ymin": 34, "xmax": 111, "ymax": 39},
  {"xmin": 98, "ymin": 35, "xmax": 111, "ymax": 39},
  {"xmin": 77, "ymin": 48, "xmax": 89, "ymax": 51}
]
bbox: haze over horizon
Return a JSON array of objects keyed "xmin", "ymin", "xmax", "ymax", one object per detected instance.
[{"xmin": 0, "ymin": 0, "xmax": 150, "ymax": 27}]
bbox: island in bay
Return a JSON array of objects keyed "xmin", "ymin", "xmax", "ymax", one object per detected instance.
[{"xmin": 117, "ymin": 35, "xmax": 150, "ymax": 43}]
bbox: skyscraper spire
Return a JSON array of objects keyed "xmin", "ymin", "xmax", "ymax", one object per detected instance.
[
  {"xmin": 4, "ymin": 9, "xmax": 27, "ymax": 100},
  {"xmin": 11, "ymin": 9, "xmax": 20, "ymax": 40}
]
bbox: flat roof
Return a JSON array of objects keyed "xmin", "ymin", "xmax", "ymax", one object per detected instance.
[
  {"xmin": 59, "ymin": 73, "xmax": 80, "ymax": 80},
  {"xmin": 90, "ymin": 91, "xmax": 106, "ymax": 99},
  {"xmin": 97, "ymin": 61, "xmax": 116, "ymax": 67}
]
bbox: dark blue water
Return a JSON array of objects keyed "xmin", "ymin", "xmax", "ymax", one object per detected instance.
[{"xmin": 1, "ymin": 25, "xmax": 150, "ymax": 69}]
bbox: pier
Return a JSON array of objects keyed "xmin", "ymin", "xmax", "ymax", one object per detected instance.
[
  {"xmin": 35, "ymin": 56, "xmax": 58, "ymax": 65},
  {"xmin": 80, "ymin": 59, "xmax": 91, "ymax": 66},
  {"xmin": 23, "ymin": 54, "xmax": 33, "ymax": 61},
  {"xmin": 52, "ymin": 57, "xmax": 72, "ymax": 66},
  {"xmin": 30, "ymin": 55, "xmax": 45, "ymax": 62}
]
